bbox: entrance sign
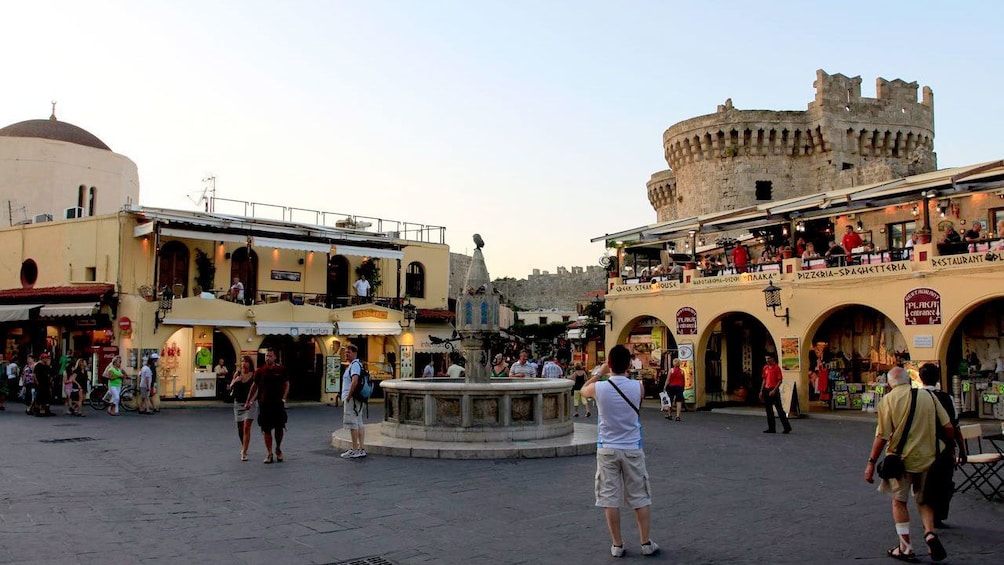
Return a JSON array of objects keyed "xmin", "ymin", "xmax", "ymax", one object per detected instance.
[
  {"xmin": 676, "ymin": 307, "xmax": 698, "ymax": 335},
  {"xmin": 904, "ymin": 288, "xmax": 941, "ymax": 325}
]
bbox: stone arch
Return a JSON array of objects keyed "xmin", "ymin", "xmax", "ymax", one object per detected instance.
[
  {"xmin": 618, "ymin": 314, "xmax": 678, "ymax": 398},
  {"xmin": 938, "ymin": 293, "xmax": 1004, "ymax": 387},
  {"xmin": 801, "ymin": 302, "xmax": 907, "ymax": 406},
  {"xmin": 696, "ymin": 310, "xmax": 775, "ymax": 406}
]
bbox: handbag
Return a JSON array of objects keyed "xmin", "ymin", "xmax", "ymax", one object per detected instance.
[
  {"xmin": 102, "ymin": 389, "xmax": 114, "ymax": 403},
  {"xmin": 658, "ymin": 391, "xmax": 671, "ymax": 410},
  {"xmin": 877, "ymin": 389, "xmax": 917, "ymax": 480}
]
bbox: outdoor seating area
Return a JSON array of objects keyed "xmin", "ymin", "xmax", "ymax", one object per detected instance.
[{"xmin": 956, "ymin": 423, "xmax": 1004, "ymax": 502}]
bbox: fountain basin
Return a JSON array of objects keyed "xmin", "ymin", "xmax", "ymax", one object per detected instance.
[{"xmin": 380, "ymin": 378, "xmax": 575, "ymax": 442}]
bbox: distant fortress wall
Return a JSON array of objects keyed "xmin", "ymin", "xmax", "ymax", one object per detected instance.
[{"xmin": 647, "ymin": 70, "xmax": 936, "ymax": 222}]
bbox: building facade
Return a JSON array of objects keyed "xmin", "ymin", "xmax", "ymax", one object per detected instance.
[
  {"xmin": 596, "ymin": 72, "xmax": 1004, "ymax": 419},
  {"xmin": 0, "ymin": 112, "xmax": 456, "ymax": 403}
]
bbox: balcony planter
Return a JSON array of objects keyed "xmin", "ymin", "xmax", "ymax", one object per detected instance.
[
  {"xmin": 781, "ymin": 247, "xmax": 794, "ymax": 259},
  {"xmin": 916, "ymin": 229, "xmax": 932, "ymax": 244}
]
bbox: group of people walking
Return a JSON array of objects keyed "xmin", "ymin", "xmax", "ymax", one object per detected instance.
[{"xmin": 0, "ymin": 353, "xmax": 159, "ymax": 417}]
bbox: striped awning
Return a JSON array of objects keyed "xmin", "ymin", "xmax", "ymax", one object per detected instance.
[{"xmin": 38, "ymin": 302, "xmax": 99, "ymax": 318}]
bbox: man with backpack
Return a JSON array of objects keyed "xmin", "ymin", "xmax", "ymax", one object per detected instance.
[{"xmin": 340, "ymin": 344, "xmax": 371, "ymax": 459}]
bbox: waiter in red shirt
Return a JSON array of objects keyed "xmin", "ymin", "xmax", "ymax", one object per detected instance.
[
  {"xmin": 841, "ymin": 225, "xmax": 863, "ymax": 254},
  {"xmin": 760, "ymin": 354, "xmax": 792, "ymax": 434}
]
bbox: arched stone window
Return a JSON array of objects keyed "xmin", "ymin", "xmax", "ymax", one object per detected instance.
[
  {"xmin": 158, "ymin": 241, "xmax": 190, "ymax": 296},
  {"xmin": 406, "ymin": 262, "xmax": 425, "ymax": 298}
]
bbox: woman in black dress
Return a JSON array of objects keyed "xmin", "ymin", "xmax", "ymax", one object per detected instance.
[{"xmin": 228, "ymin": 356, "xmax": 258, "ymax": 461}]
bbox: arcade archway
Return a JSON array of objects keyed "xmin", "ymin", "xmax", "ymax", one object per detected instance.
[
  {"xmin": 700, "ymin": 312, "xmax": 774, "ymax": 406},
  {"xmin": 943, "ymin": 296, "xmax": 1004, "ymax": 418},
  {"xmin": 624, "ymin": 315, "xmax": 677, "ymax": 398}
]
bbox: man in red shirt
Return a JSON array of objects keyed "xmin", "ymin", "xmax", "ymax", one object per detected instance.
[
  {"xmin": 760, "ymin": 354, "xmax": 792, "ymax": 434},
  {"xmin": 842, "ymin": 225, "xmax": 863, "ymax": 253},
  {"xmin": 731, "ymin": 244, "xmax": 750, "ymax": 273}
]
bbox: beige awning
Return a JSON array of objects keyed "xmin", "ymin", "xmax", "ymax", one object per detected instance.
[
  {"xmin": 0, "ymin": 304, "xmax": 41, "ymax": 323},
  {"xmin": 255, "ymin": 321, "xmax": 334, "ymax": 336},
  {"xmin": 38, "ymin": 302, "xmax": 99, "ymax": 318},
  {"xmin": 336, "ymin": 321, "xmax": 402, "ymax": 336}
]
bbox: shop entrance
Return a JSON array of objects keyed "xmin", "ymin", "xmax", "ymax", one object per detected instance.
[
  {"xmin": 704, "ymin": 313, "xmax": 773, "ymax": 406},
  {"xmin": 944, "ymin": 297, "xmax": 1004, "ymax": 419},
  {"xmin": 810, "ymin": 305, "xmax": 906, "ymax": 411},
  {"xmin": 259, "ymin": 335, "xmax": 322, "ymax": 401},
  {"xmin": 212, "ymin": 330, "xmax": 237, "ymax": 400},
  {"xmin": 625, "ymin": 316, "xmax": 675, "ymax": 398}
]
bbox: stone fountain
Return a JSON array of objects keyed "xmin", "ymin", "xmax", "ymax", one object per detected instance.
[{"xmin": 332, "ymin": 235, "xmax": 592, "ymax": 458}]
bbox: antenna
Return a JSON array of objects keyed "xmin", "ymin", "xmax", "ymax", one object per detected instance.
[{"xmin": 186, "ymin": 175, "xmax": 216, "ymax": 212}]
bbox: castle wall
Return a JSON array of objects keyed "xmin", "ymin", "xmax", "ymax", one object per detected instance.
[
  {"xmin": 493, "ymin": 266, "xmax": 606, "ymax": 311},
  {"xmin": 648, "ymin": 70, "xmax": 936, "ymax": 222}
]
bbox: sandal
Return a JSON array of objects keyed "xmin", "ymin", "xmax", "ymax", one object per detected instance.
[
  {"xmin": 240, "ymin": 451, "xmax": 248, "ymax": 462},
  {"xmin": 676, "ymin": 417, "xmax": 681, "ymax": 422},
  {"xmin": 263, "ymin": 453, "xmax": 274, "ymax": 464},
  {"xmin": 276, "ymin": 451, "xmax": 284, "ymax": 463},
  {"xmin": 924, "ymin": 532, "xmax": 947, "ymax": 562},
  {"xmin": 887, "ymin": 546, "xmax": 919, "ymax": 562}
]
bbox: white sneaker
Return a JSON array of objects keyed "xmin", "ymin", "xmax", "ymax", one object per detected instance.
[
  {"xmin": 610, "ymin": 545, "xmax": 625, "ymax": 558},
  {"xmin": 350, "ymin": 449, "xmax": 367, "ymax": 458},
  {"xmin": 641, "ymin": 541, "xmax": 660, "ymax": 556},
  {"xmin": 339, "ymin": 449, "xmax": 356, "ymax": 458}
]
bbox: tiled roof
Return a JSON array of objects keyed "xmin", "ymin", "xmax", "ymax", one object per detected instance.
[{"xmin": 0, "ymin": 284, "xmax": 115, "ymax": 303}]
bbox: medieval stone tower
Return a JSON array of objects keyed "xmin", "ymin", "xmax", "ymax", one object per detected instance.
[{"xmin": 647, "ymin": 70, "xmax": 936, "ymax": 222}]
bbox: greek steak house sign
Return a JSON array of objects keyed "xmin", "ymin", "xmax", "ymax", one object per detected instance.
[
  {"xmin": 904, "ymin": 288, "xmax": 941, "ymax": 325},
  {"xmin": 676, "ymin": 307, "xmax": 698, "ymax": 335}
]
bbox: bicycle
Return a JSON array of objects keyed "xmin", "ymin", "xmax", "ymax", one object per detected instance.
[{"xmin": 87, "ymin": 379, "xmax": 138, "ymax": 412}]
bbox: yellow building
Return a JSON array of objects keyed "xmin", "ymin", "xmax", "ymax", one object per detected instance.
[
  {"xmin": 0, "ymin": 113, "xmax": 455, "ymax": 402},
  {"xmin": 595, "ymin": 162, "xmax": 1004, "ymax": 418}
]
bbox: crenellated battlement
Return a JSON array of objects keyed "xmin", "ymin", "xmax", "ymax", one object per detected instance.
[{"xmin": 653, "ymin": 70, "xmax": 937, "ymax": 221}]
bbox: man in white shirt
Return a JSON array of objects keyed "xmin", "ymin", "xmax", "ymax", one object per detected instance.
[
  {"xmin": 581, "ymin": 345, "xmax": 659, "ymax": 558},
  {"xmin": 229, "ymin": 277, "xmax": 245, "ymax": 303},
  {"xmin": 541, "ymin": 356, "xmax": 564, "ymax": 378},
  {"xmin": 353, "ymin": 275, "xmax": 371, "ymax": 304},
  {"xmin": 509, "ymin": 350, "xmax": 536, "ymax": 378},
  {"xmin": 446, "ymin": 359, "xmax": 465, "ymax": 379}
]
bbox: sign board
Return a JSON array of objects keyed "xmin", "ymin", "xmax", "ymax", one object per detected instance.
[
  {"xmin": 399, "ymin": 344, "xmax": 414, "ymax": 379},
  {"xmin": 678, "ymin": 342, "xmax": 696, "ymax": 403},
  {"xmin": 676, "ymin": 307, "xmax": 698, "ymax": 335},
  {"xmin": 325, "ymin": 354, "xmax": 342, "ymax": 393},
  {"xmin": 913, "ymin": 335, "xmax": 934, "ymax": 348},
  {"xmin": 904, "ymin": 288, "xmax": 941, "ymax": 325},
  {"xmin": 780, "ymin": 337, "xmax": 800, "ymax": 371}
]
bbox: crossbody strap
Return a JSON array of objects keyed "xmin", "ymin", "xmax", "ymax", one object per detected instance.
[
  {"xmin": 607, "ymin": 379, "xmax": 640, "ymax": 414},
  {"xmin": 893, "ymin": 388, "xmax": 918, "ymax": 456}
]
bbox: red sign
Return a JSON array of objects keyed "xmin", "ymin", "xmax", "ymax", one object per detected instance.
[
  {"xmin": 118, "ymin": 317, "xmax": 132, "ymax": 332},
  {"xmin": 676, "ymin": 307, "xmax": 698, "ymax": 335},
  {"xmin": 904, "ymin": 288, "xmax": 941, "ymax": 325}
]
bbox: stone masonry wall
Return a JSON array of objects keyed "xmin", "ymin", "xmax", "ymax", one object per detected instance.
[
  {"xmin": 493, "ymin": 265, "xmax": 606, "ymax": 311},
  {"xmin": 647, "ymin": 70, "xmax": 936, "ymax": 221}
]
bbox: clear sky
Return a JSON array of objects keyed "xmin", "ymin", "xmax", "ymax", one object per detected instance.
[{"xmin": 3, "ymin": 1, "xmax": 1003, "ymax": 277}]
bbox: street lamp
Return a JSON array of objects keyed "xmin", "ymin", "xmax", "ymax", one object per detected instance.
[
  {"xmin": 155, "ymin": 287, "xmax": 174, "ymax": 332},
  {"xmin": 401, "ymin": 298, "xmax": 417, "ymax": 329},
  {"xmin": 601, "ymin": 308, "xmax": 613, "ymax": 329},
  {"xmin": 762, "ymin": 278, "xmax": 789, "ymax": 326}
]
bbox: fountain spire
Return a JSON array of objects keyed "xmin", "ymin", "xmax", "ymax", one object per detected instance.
[{"xmin": 455, "ymin": 234, "xmax": 501, "ymax": 383}]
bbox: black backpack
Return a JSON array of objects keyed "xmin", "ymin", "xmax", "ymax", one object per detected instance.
[{"xmin": 351, "ymin": 361, "xmax": 373, "ymax": 403}]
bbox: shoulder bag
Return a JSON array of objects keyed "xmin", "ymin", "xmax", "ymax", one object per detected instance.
[
  {"xmin": 877, "ymin": 388, "xmax": 917, "ymax": 480},
  {"xmin": 607, "ymin": 378, "xmax": 640, "ymax": 414}
]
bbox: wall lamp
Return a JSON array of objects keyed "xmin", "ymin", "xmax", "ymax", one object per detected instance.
[
  {"xmin": 154, "ymin": 287, "xmax": 174, "ymax": 333},
  {"xmin": 762, "ymin": 278, "xmax": 789, "ymax": 326},
  {"xmin": 400, "ymin": 298, "xmax": 417, "ymax": 329}
]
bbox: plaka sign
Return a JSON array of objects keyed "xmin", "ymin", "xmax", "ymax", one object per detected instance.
[
  {"xmin": 904, "ymin": 288, "xmax": 941, "ymax": 325},
  {"xmin": 676, "ymin": 307, "xmax": 698, "ymax": 335}
]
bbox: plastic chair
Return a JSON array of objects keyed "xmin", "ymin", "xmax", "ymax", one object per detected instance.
[{"xmin": 956, "ymin": 424, "xmax": 1004, "ymax": 501}]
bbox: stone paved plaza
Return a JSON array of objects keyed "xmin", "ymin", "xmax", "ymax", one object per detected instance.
[{"xmin": 1, "ymin": 402, "xmax": 1002, "ymax": 564}]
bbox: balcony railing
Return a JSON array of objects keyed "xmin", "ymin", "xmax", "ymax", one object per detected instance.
[
  {"xmin": 210, "ymin": 197, "xmax": 446, "ymax": 244},
  {"xmin": 209, "ymin": 288, "xmax": 407, "ymax": 310}
]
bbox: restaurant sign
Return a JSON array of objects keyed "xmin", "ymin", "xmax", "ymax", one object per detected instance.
[
  {"xmin": 676, "ymin": 307, "xmax": 698, "ymax": 335},
  {"xmin": 904, "ymin": 288, "xmax": 941, "ymax": 325}
]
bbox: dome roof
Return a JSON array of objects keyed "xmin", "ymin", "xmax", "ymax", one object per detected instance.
[{"xmin": 0, "ymin": 117, "xmax": 111, "ymax": 151}]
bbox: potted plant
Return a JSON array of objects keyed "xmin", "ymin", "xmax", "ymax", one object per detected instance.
[
  {"xmin": 194, "ymin": 248, "xmax": 216, "ymax": 296},
  {"xmin": 781, "ymin": 246, "xmax": 794, "ymax": 259},
  {"xmin": 915, "ymin": 227, "xmax": 932, "ymax": 244}
]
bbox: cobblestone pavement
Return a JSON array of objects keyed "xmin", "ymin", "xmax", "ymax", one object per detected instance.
[{"xmin": 1, "ymin": 402, "xmax": 1002, "ymax": 564}]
